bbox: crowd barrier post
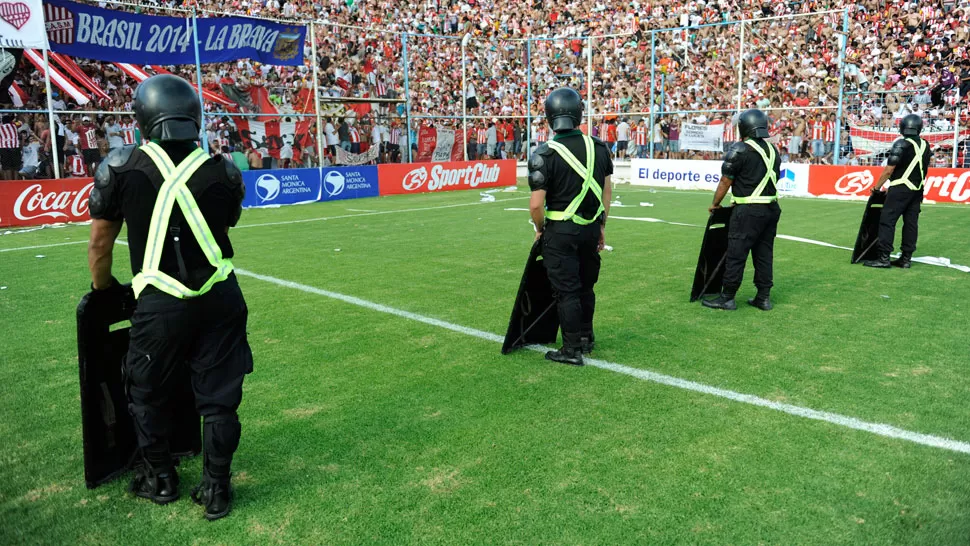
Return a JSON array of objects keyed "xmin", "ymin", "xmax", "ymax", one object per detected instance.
[
  {"xmin": 402, "ymin": 32, "xmax": 412, "ymax": 163},
  {"xmin": 461, "ymin": 33, "xmax": 468, "ymax": 161},
  {"xmin": 649, "ymin": 31, "xmax": 656, "ymax": 159},
  {"xmin": 833, "ymin": 9, "xmax": 849, "ymax": 165},
  {"xmin": 310, "ymin": 22, "xmax": 325, "ymax": 166},
  {"xmin": 190, "ymin": 10, "xmax": 209, "ymax": 152},
  {"xmin": 736, "ymin": 19, "xmax": 745, "ymax": 113},
  {"xmin": 525, "ymin": 37, "xmax": 532, "ymax": 162},
  {"xmin": 42, "ymin": 49, "xmax": 61, "ymax": 179},
  {"xmin": 953, "ymin": 106, "xmax": 962, "ymax": 168},
  {"xmin": 586, "ymin": 36, "xmax": 593, "ymax": 135}
]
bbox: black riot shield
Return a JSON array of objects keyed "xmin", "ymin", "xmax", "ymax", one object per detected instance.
[
  {"xmin": 691, "ymin": 207, "xmax": 734, "ymax": 302},
  {"xmin": 76, "ymin": 285, "xmax": 201, "ymax": 489},
  {"xmin": 851, "ymin": 190, "xmax": 887, "ymax": 264},
  {"xmin": 502, "ymin": 240, "xmax": 560, "ymax": 354}
]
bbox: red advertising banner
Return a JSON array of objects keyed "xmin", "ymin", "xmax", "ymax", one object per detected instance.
[
  {"xmin": 0, "ymin": 178, "xmax": 94, "ymax": 228},
  {"xmin": 378, "ymin": 160, "xmax": 517, "ymax": 196},
  {"xmin": 808, "ymin": 165, "xmax": 970, "ymax": 204}
]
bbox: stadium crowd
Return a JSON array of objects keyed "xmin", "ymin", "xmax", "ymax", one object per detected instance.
[{"xmin": 1, "ymin": 0, "xmax": 969, "ymax": 179}]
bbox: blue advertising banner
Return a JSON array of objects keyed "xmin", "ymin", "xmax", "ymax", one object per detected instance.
[
  {"xmin": 242, "ymin": 169, "xmax": 321, "ymax": 208},
  {"xmin": 44, "ymin": 0, "xmax": 306, "ymax": 65},
  {"xmin": 319, "ymin": 166, "xmax": 380, "ymax": 202}
]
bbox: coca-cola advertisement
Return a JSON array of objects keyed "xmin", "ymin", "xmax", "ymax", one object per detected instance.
[
  {"xmin": 808, "ymin": 165, "xmax": 970, "ymax": 204},
  {"xmin": 0, "ymin": 178, "xmax": 94, "ymax": 228},
  {"xmin": 377, "ymin": 160, "xmax": 516, "ymax": 196}
]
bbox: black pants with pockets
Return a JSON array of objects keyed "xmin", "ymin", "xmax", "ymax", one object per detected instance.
[
  {"xmin": 542, "ymin": 221, "xmax": 601, "ymax": 348},
  {"xmin": 722, "ymin": 203, "xmax": 782, "ymax": 295},
  {"xmin": 878, "ymin": 186, "xmax": 921, "ymax": 256},
  {"xmin": 125, "ymin": 273, "xmax": 253, "ymax": 478}
]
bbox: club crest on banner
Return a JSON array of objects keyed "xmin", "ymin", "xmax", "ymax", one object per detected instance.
[
  {"xmin": 0, "ymin": 2, "xmax": 31, "ymax": 29},
  {"xmin": 272, "ymin": 28, "xmax": 301, "ymax": 62}
]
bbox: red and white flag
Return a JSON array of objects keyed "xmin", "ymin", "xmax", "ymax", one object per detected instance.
[{"xmin": 24, "ymin": 49, "xmax": 88, "ymax": 105}]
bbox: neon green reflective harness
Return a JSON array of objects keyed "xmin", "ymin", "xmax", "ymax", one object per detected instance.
[
  {"xmin": 131, "ymin": 142, "xmax": 234, "ymax": 300},
  {"xmin": 888, "ymin": 138, "xmax": 927, "ymax": 191},
  {"xmin": 732, "ymin": 139, "xmax": 778, "ymax": 205},
  {"xmin": 544, "ymin": 135, "xmax": 604, "ymax": 225}
]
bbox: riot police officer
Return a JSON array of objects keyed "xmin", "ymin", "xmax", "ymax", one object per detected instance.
[
  {"xmin": 528, "ymin": 88, "xmax": 613, "ymax": 365},
  {"xmin": 703, "ymin": 109, "xmax": 782, "ymax": 311},
  {"xmin": 86, "ymin": 75, "xmax": 252, "ymax": 520},
  {"xmin": 864, "ymin": 113, "xmax": 931, "ymax": 268}
]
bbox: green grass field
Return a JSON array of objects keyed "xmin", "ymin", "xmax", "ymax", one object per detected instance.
[{"xmin": 3, "ymin": 183, "xmax": 970, "ymax": 545}]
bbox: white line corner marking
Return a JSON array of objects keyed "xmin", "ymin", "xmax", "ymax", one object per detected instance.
[{"xmin": 236, "ymin": 268, "xmax": 970, "ymax": 456}]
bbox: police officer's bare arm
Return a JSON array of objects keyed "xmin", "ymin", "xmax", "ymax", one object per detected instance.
[
  {"xmin": 872, "ymin": 165, "xmax": 896, "ymax": 193},
  {"xmin": 88, "ymin": 218, "xmax": 122, "ymax": 289},
  {"xmin": 530, "ymin": 189, "xmax": 547, "ymax": 240},
  {"xmin": 710, "ymin": 175, "xmax": 733, "ymax": 213}
]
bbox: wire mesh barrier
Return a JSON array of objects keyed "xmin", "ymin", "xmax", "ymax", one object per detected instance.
[{"xmin": 2, "ymin": 2, "xmax": 969, "ymax": 181}]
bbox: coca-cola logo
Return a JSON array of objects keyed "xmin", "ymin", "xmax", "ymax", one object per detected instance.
[
  {"xmin": 402, "ymin": 167, "xmax": 428, "ymax": 191},
  {"xmin": 14, "ymin": 182, "xmax": 93, "ymax": 221},
  {"xmin": 834, "ymin": 170, "xmax": 875, "ymax": 195}
]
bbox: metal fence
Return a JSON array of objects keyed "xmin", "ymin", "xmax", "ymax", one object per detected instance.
[{"xmin": 3, "ymin": 3, "xmax": 968, "ymax": 181}]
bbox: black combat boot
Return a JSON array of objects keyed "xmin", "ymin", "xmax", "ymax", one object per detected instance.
[
  {"xmin": 579, "ymin": 334, "xmax": 595, "ymax": 355},
  {"xmin": 747, "ymin": 289, "xmax": 773, "ymax": 311},
  {"xmin": 129, "ymin": 464, "xmax": 180, "ymax": 505},
  {"xmin": 191, "ymin": 473, "xmax": 233, "ymax": 521},
  {"xmin": 545, "ymin": 346, "xmax": 584, "ymax": 366},
  {"xmin": 890, "ymin": 254, "xmax": 912, "ymax": 268},
  {"xmin": 864, "ymin": 253, "xmax": 891, "ymax": 268},
  {"xmin": 702, "ymin": 292, "xmax": 737, "ymax": 311}
]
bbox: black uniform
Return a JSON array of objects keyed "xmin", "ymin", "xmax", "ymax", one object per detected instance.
[
  {"xmin": 879, "ymin": 137, "xmax": 931, "ymax": 257},
  {"xmin": 528, "ymin": 130, "xmax": 613, "ymax": 350},
  {"xmin": 89, "ymin": 142, "xmax": 252, "ymax": 487},
  {"xmin": 721, "ymin": 139, "xmax": 782, "ymax": 295}
]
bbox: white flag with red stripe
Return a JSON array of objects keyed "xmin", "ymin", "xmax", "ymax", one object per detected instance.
[{"xmin": 849, "ymin": 125, "xmax": 970, "ymax": 156}]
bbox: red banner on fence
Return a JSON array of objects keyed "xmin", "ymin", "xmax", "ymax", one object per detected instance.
[
  {"xmin": 808, "ymin": 165, "xmax": 970, "ymax": 203},
  {"xmin": 378, "ymin": 160, "xmax": 516, "ymax": 196},
  {"xmin": 0, "ymin": 178, "xmax": 94, "ymax": 228},
  {"xmin": 415, "ymin": 126, "xmax": 466, "ymax": 163}
]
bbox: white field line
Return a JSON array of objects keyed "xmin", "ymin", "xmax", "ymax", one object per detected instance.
[
  {"xmin": 236, "ymin": 268, "xmax": 970, "ymax": 456},
  {"xmin": 235, "ymin": 196, "xmax": 528, "ymax": 229},
  {"xmin": 0, "ymin": 197, "xmax": 530, "ymax": 254},
  {"xmin": 0, "ymin": 240, "xmax": 87, "ymax": 253}
]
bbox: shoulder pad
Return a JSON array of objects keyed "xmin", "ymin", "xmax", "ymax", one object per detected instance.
[
  {"xmin": 91, "ymin": 155, "xmax": 123, "ymax": 219},
  {"xmin": 590, "ymin": 136, "xmax": 608, "ymax": 148},
  {"xmin": 106, "ymin": 144, "xmax": 137, "ymax": 168},
  {"xmin": 222, "ymin": 156, "xmax": 243, "ymax": 190},
  {"xmin": 534, "ymin": 142, "xmax": 554, "ymax": 157},
  {"xmin": 724, "ymin": 142, "xmax": 748, "ymax": 161},
  {"xmin": 887, "ymin": 139, "xmax": 908, "ymax": 166}
]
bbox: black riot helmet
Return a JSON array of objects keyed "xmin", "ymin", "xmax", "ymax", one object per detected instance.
[
  {"xmin": 737, "ymin": 109, "xmax": 770, "ymax": 139},
  {"xmin": 133, "ymin": 74, "xmax": 202, "ymax": 142},
  {"xmin": 900, "ymin": 114, "xmax": 923, "ymax": 137},
  {"xmin": 544, "ymin": 87, "xmax": 584, "ymax": 133}
]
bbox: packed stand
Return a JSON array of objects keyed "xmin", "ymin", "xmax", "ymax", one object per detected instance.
[{"xmin": 2, "ymin": 0, "xmax": 970, "ymax": 179}]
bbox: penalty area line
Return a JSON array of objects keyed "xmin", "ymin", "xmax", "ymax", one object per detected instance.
[{"xmin": 235, "ymin": 267, "xmax": 970, "ymax": 456}]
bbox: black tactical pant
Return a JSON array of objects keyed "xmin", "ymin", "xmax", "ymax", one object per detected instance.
[
  {"xmin": 878, "ymin": 186, "xmax": 921, "ymax": 256},
  {"xmin": 542, "ymin": 221, "xmax": 601, "ymax": 349},
  {"xmin": 125, "ymin": 273, "xmax": 253, "ymax": 480},
  {"xmin": 722, "ymin": 203, "xmax": 781, "ymax": 296}
]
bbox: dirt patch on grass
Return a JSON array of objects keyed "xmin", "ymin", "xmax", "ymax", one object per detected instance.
[
  {"xmin": 419, "ymin": 468, "xmax": 465, "ymax": 494},
  {"xmin": 23, "ymin": 483, "xmax": 71, "ymax": 502}
]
